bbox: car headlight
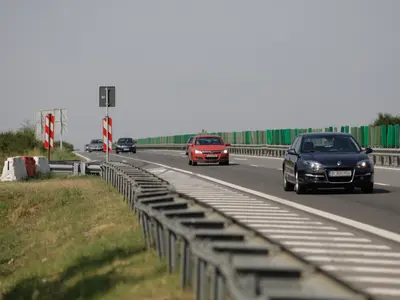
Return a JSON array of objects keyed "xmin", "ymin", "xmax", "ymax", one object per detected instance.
[
  {"xmin": 194, "ymin": 149, "xmax": 202, "ymax": 154},
  {"xmin": 357, "ymin": 159, "xmax": 373, "ymax": 168},
  {"xmin": 303, "ymin": 160, "xmax": 324, "ymax": 170},
  {"xmin": 223, "ymin": 149, "xmax": 228, "ymax": 154}
]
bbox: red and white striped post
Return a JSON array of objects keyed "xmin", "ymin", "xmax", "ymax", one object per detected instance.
[
  {"xmin": 44, "ymin": 114, "xmax": 55, "ymax": 160},
  {"xmin": 103, "ymin": 117, "xmax": 112, "ymax": 154}
]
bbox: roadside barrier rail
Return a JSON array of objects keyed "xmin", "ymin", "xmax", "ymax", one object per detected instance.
[
  {"xmin": 136, "ymin": 144, "xmax": 400, "ymax": 168},
  {"xmin": 100, "ymin": 161, "xmax": 369, "ymax": 300},
  {"xmin": 49, "ymin": 160, "xmax": 101, "ymax": 175}
]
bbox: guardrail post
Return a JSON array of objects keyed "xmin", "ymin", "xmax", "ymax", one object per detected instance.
[
  {"xmin": 210, "ymin": 266, "xmax": 226, "ymax": 300},
  {"xmin": 80, "ymin": 162, "xmax": 86, "ymax": 175},
  {"xmin": 73, "ymin": 162, "xmax": 79, "ymax": 175},
  {"xmin": 180, "ymin": 239, "xmax": 192, "ymax": 288}
]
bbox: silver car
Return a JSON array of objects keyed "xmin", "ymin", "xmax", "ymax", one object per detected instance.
[{"xmin": 88, "ymin": 139, "xmax": 103, "ymax": 152}]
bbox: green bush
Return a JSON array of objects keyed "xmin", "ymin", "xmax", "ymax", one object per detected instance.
[{"xmin": 0, "ymin": 123, "xmax": 76, "ymax": 162}]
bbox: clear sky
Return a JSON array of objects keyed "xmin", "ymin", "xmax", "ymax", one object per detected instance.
[{"xmin": 1, "ymin": 0, "xmax": 399, "ymax": 148}]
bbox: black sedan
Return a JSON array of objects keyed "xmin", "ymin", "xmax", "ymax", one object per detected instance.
[
  {"xmin": 115, "ymin": 137, "xmax": 136, "ymax": 154},
  {"xmin": 282, "ymin": 132, "xmax": 374, "ymax": 194}
]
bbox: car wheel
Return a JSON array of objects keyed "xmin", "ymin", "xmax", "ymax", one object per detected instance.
[
  {"xmin": 116, "ymin": 151, "xmax": 119, "ymax": 154},
  {"xmin": 282, "ymin": 167, "xmax": 294, "ymax": 191},
  {"xmin": 219, "ymin": 161, "xmax": 229, "ymax": 165},
  {"xmin": 294, "ymin": 171, "xmax": 307, "ymax": 194},
  {"xmin": 192, "ymin": 160, "xmax": 198, "ymax": 166},
  {"xmin": 188, "ymin": 155, "xmax": 192, "ymax": 165},
  {"xmin": 361, "ymin": 183, "xmax": 374, "ymax": 193}
]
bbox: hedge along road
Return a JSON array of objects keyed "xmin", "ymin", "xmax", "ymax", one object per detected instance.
[{"xmin": 79, "ymin": 150, "xmax": 400, "ymax": 235}]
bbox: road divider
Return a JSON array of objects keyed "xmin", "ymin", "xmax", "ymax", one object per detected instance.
[{"xmin": 136, "ymin": 144, "xmax": 400, "ymax": 168}]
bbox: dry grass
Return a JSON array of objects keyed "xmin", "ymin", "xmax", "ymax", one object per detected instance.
[{"xmin": 0, "ymin": 176, "xmax": 192, "ymax": 300}]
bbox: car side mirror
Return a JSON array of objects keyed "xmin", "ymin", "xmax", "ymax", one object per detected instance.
[
  {"xmin": 225, "ymin": 143, "xmax": 231, "ymax": 146},
  {"xmin": 188, "ymin": 143, "xmax": 193, "ymax": 147},
  {"xmin": 287, "ymin": 149, "xmax": 297, "ymax": 155},
  {"xmin": 365, "ymin": 147, "xmax": 373, "ymax": 154}
]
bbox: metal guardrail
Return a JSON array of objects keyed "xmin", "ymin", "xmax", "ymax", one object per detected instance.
[
  {"xmin": 136, "ymin": 144, "xmax": 400, "ymax": 168},
  {"xmin": 100, "ymin": 161, "xmax": 368, "ymax": 300},
  {"xmin": 49, "ymin": 160, "xmax": 101, "ymax": 175}
]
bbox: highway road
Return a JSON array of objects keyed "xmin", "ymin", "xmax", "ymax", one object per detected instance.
[
  {"xmin": 81, "ymin": 149, "xmax": 400, "ymax": 235},
  {"xmin": 78, "ymin": 149, "xmax": 400, "ymax": 298}
]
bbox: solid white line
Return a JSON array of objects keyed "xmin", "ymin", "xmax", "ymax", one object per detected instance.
[
  {"xmin": 233, "ymin": 157, "xmax": 248, "ymax": 161},
  {"xmin": 367, "ymin": 288, "xmax": 400, "ymax": 296},
  {"xmin": 250, "ymin": 164, "xmax": 259, "ymax": 167},
  {"xmin": 375, "ymin": 182, "xmax": 390, "ymax": 186},
  {"xmin": 74, "ymin": 152, "xmax": 91, "ymax": 161},
  {"xmin": 282, "ymin": 241, "xmax": 390, "ymax": 249},
  {"xmin": 322, "ymin": 265, "xmax": 400, "ymax": 274},
  {"xmin": 292, "ymin": 249, "xmax": 400, "ymax": 257},
  {"xmin": 305, "ymin": 256, "xmax": 400, "ymax": 265},
  {"xmin": 257, "ymin": 229, "xmax": 354, "ymax": 236},
  {"xmin": 110, "ymin": 154, "xmax": 400, "ymax": 244},
  {"xmin": 270, "ymin": 235, "xmax": 370, "ymax": 242}
]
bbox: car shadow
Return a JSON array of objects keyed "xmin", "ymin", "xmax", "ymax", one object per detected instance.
[{"xmin": 309, "ymin": 188, "xmax": 390, "ymax": 195}]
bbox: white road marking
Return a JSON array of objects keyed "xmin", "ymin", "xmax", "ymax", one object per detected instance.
[
  {"xmin": 113, "ymin": 154, "xmax": 400, "ymax": 244},
  {"xmin": 257, "ymin": 229, "xmax": 354, "ymax": 236},
  {"xmin": 305, "ymin": 256, "xmax": 400, "ymax": 265},
  {"xmin": 270, "ymin": 235, "xmax": 370, "ymax": 242},
  {"xmin": 345, "ymin": 276, "xmax": 400, "ymax": 284},
  {"xmin": 230, "ymin": 215, "xmax": 310, "ymax": 220},
  {"xmin": 292, "ymin": 249, "xmax": 400, "ymax": 257},
  {"xmin": 322, "ymin": 265, "xmax": 400, "ymax": 274},
  {"xmin": 250, "ymin": 164, "xmax": 259, "ymax": 167},
  {"xmin": 375, "ymin": 182, "xmax": 390, "ymax": 186},
  {"xmin": 283, "ymin": 242, "xmax": 389, "ymax": 249},
  {"xmin": 367, "ymin": 288, "xmax": 400, "ymax": 296}
]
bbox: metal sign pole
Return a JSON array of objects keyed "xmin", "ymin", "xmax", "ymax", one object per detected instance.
[{"xmin": 105, "ymin": 87, "xmax": 109, "ymax": 162}]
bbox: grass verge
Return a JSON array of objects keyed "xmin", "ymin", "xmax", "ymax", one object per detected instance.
[
  {"xmin": 0, "ymin": 147, "xmax": 78, "ymax": 163},
  {"xmin": 0, "ymin": 176, "xmax": 192, "ymax": 300}
]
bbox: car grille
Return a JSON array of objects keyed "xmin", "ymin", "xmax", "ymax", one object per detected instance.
[{"xmin": 325, "ymin": 167, "xmax": 354, "ymax": 183}]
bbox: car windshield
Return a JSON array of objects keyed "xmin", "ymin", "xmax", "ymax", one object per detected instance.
[
  {"xmin": 90, "ymin": 139, "xmax": 102, "ymax": 144},
  {"xmin": 301, "ymin": 135, "xmax": 361, "ymax": 153},
  {"xmin": 195, "ymin": 137, "xmax": 224, "ymax": 145},
  {"xmin": 118, "ymin": 138, "xmax": 133, "ymax": 143}
]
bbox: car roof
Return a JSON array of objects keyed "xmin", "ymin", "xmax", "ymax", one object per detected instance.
[
  {"xmin": 298, "ymin": 132, "xmax": 351, "ymax": 138},
  {"xmin": 194, "ymin": 134, "xmax": 222, "ymax": 138}
]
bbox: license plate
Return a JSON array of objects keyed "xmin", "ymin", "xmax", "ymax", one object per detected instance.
[
  {"xmin": 329, "ymin": 170, "xmax": 352, "ymax": 177},
  {"xmin": 206, "ymin": 154, "xmax": 218, "ymax": 158}
]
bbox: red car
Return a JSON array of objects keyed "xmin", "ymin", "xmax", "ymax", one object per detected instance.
[{"xmin": 187, "ymin": 135, "xmax": 231, "ymax": 166}]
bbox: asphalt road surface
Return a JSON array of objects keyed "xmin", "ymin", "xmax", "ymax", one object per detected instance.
[{"xmin": 80, "ymin": 149, "xmax": 400, "ymax": 235}]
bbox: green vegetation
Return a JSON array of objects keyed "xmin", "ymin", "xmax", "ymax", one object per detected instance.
[
  {"xmin": 0, "ymin": 122, "xmax": 77, "ymax": 163},
  {"xmin": 0, "ymin": 176, "xmax": 192, "ymax": 300},
  {"xmin": 136, "ymin": 112, "xmax": 400, "ymax": 148},
  {"xmin": 371, "ymin": 112, "xmax": 400, "ymax": 126}
]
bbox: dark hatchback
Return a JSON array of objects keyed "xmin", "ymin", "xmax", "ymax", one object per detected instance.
[
  {"xmin": 115, "ymin": 137, "xmax": 136, "ymax": 154},
  {"xmin": 282, "ymin": 132, "xmax": 374, "ymax": 194}
]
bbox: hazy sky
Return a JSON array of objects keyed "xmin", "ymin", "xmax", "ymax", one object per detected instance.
[{"xmin": 1, "ymin": 0, "xmax": 399, "ymax": 148}]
